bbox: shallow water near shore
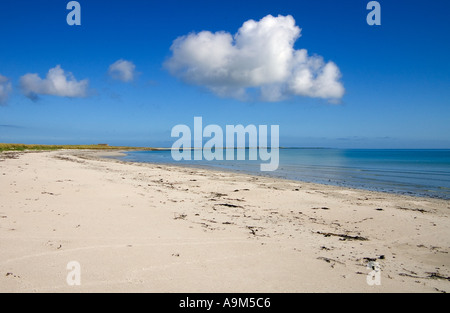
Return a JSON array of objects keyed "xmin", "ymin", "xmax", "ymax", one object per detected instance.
[{"xmin": 118, "ymin": 149, "xmax": 450, "ymax": 200}]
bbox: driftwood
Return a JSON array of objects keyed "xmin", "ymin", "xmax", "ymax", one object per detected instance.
[{"xmin": 316, "ymin": 231, "xmax": 368, "ymax": 241}]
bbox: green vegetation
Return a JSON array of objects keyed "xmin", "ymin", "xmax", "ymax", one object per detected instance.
[{"xmin": 0, "ymin": 143, "xmax": 158, "ymax": 153}]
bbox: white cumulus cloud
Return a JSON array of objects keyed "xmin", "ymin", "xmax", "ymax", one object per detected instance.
[
  {"xmin": 108, "ymin": 59, "xmax": 136, "ymax": 82},
  {"xmin": 165, "ymin": 14, "xmax": 345, "ymax": 102},
  {"xmin": 0, "ymin": 74, "xmax": 12, "ymax": 106},
  {"xmin": 20, "ymin": 65, "xmax": 89, "ymax": 100}
]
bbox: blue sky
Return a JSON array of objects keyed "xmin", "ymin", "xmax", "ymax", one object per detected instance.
[{"xmin": 0, "ymin": 0, "xmax": 449, "ymax": 148}]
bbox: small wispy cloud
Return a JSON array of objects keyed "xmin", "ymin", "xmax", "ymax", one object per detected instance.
[
  {"xmin": 0, "ymin": 124, "xmax": 23, "ymax": 128},
  {"xmin": 108, "ymin": 59, "xmax": 136, "ymax": 82},
  {"xmin": 165, "ymin": 14, "xmax": 345, "ymax": 102},
  {"xmin": 336, "ymin": 136, "xmax": 392, "ymax": 141},
  {"xmin": 0, "ymin": 74, "xmax": 12, "ymax": 106},
  {"xmin": 20, "ymin": 65, "xmax": 89, "ymax": 100}
]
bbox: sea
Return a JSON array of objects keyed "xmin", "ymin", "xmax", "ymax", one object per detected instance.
[{"xmin": 117, "ymin": 149, "xmax": 450, "ymax": 200}]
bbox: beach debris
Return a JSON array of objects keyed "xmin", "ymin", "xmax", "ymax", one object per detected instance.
[
  {"xmin": 41, "ymin": 191, "xmax": 59, "ymax": 196},
  {"xmin": 427, "ymin": 272, "xmax": 450, "ymax": 281},
  {"xmin": 399, "ymin": 272, "xmax": 450, "ymax": 281},
  {"xmin": 317, "ymin": 257, "xmax": 344, "ymax": 266},
  {"xmin": 197, "ymin": 222, "xmax": 216, "ymax": 231},
  {"xmin": 246, "ymin": 226, "xmax": 264, "ymax": 236},
  {"xmin": 312, "ymin": 207, "xmax": 330, "ymax": 210},
  {"xmin": 174, "ymin": 213, "xmax": 187, "ymax": 220},
  {"xmin": 0, "ymin": 152, "xmax": 21, "ymax": 160},
  {"xmin": 363, "ymin": 255, "xmax": 385, "ymax": 262},
  {"xmin": 397, "ymin": 207, "xmax": 428, "ymax": 214},
  {"xmin": 375, "ymin": 208, "xmax": 384, "ymax": 211},
  {"xmin": 217, "ymin": 203, "xmax": 243, "ymax": 208},
  {"xmin": 210, "ymin": 192, "xmax": 228, "ymax": 198},
  {"xmin": 247, "ymin": 226, "xmax": 258, "ymax": 236},
  {"xmin": 316, "ymin": 231, "xmax": 368, "ymax": 241},
  {"xmin": 54, "ymin": 156, "xmax": 85, "ymax": 164},
  {"xmin": 352, "ymin": 217, "xmax": 373, "ymax": 224}
]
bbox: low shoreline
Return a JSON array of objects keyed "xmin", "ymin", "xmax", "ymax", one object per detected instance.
[
  {"xmin": 91, "ymin": 149, "xmax": 450, "ymax": 202},
  {"xmin": 1, "ymin": 150, "xmax": 449, "ymax": 292}
]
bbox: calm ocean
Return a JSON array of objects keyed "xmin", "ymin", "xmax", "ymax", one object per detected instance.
[{"xmin": 118, "ymin": 149, "xmax": 450, "ymax": 200}]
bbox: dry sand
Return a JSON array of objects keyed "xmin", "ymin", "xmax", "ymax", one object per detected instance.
[{"xmin": 0, "ymin": 150, "xmax": 449, "ymax": 293}]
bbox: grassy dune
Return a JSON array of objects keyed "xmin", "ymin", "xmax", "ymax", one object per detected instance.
[{"xmin": 0, "ymin": 143, "xmax": 157, "ymax": 153}]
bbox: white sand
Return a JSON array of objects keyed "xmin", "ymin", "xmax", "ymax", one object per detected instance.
[{"xmin": 0, "ymin": 150, "xmax": 449, "ymax": 293}]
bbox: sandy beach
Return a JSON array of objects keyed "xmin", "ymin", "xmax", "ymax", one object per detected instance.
[{"xmin": 0, "ymin": 150, "xmax": 449, "ymax": 293}]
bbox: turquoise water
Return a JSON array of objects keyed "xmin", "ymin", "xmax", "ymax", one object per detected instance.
[{"xmin": 119, "ymin": 149, "xmax": 450, "ymax": 200}]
